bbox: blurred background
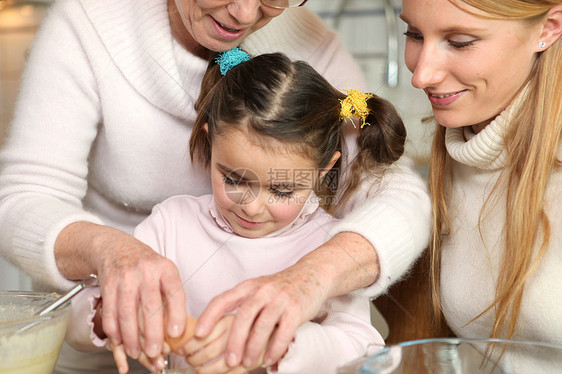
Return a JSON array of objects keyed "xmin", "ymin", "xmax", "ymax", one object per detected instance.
[
  {"xmin": 0, "ymin": 0, "xmax": 433, "ymax": 297},
  {"xmin": 1, "ymin": 0, "xmax": 51, "ymax": 291}
]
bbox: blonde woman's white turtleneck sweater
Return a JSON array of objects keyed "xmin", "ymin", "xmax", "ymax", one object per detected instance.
[{"xmin": 441, "ymin": 93, "xmax": 562, "ymax": 372}]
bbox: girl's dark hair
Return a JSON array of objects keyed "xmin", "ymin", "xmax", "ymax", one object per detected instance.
[{"xmin": 190, "ymin": 52, "xmax": 406, "ymax": 211}]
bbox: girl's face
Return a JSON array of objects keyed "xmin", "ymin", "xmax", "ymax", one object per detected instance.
[
  {"xmin": 401, "ymin": 0, "xmax": 543, "ymax": 130},
  {"xmin": 172, "ymin": 0, "xmax": 283, "ymax": 53},
  {"xmin": 210, "ymin": 129, "xmax": 320, "ymax": 238}
]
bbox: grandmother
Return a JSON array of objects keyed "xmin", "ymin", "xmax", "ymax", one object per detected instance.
[{"xmin": 0, "ymin": 0, "xmax": 430, "ymax": 372}]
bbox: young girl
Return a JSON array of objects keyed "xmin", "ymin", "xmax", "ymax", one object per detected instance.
[
  {"xmin": 67, "ymin": 50, "xmax": 407, "ymax": 373},
  {"xmin": 401, "ymin": 0, "xmax": 562, "ymax": 370}
]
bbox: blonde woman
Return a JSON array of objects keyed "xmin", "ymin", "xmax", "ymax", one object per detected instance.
[{"xmin": 401, "ymin": 0, "xmax": 562, "ymax": 370}]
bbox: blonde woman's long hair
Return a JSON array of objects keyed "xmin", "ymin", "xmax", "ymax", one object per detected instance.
[{"xmin": 430, "ymin": 0, "xmax": 562, "ymax": 340}]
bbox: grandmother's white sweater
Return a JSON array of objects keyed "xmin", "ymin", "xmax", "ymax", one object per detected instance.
[
  {"xmin": 441, "ymin": 95, "xmax": 562, "ymax": 372},
  {"xmin": 0, "ymin": 0, "xmax": 430, "ymax": 296}
]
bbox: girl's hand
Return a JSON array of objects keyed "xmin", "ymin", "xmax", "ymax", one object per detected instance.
[
  {"xmin": 183, "ymin": 315, "xmax": 261, "ymax": 374},
  {"xmin": 183, "ymin": 315, "xmax": 233, "ymax": 367}
]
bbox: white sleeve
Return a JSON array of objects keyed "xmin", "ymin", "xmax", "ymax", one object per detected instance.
[
  {"xmin": 269, "ymin": 295, "xmax": 384, "ymax": 374},
  {"xmin": 0, "ymin": 0, "xmax": 103, "ymax": 290},
  {"xmin": 330, "ymin": 156, "xmax": 431, "ymax": 298},
  {"xmin": 244, "ymin": 9, "xmax": 430, "ymax": 298}
]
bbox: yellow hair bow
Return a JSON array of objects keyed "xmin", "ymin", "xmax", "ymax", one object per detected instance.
[{"xmin": 340, "ymin": 89, "xmax": 373, "ymax": 128}]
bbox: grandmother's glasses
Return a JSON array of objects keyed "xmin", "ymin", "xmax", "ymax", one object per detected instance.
[{"xmin": 261, "ymin": 0, "xmax": 309, "ymax": 9}]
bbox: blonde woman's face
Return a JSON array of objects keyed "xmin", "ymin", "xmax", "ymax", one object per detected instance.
[
  {"xmin": 173, "ymin": 0, "xmax": 283, "ymax": 52},
  {"xmin": 401, "ymin": 0, "xmax": 543, "ymax": 130}
]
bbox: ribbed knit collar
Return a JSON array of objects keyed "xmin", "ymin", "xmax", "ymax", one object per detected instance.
[
  {"xmin": 445, "ymin": 87, "xmax": 528, "ymax": 170},
  {"xmin": 80, "ymin": 0, "xmax": 208, "ymax": 122},
  {"xmin": 78, "ymin": 0, "xmax": 327, "ymax": 123}
]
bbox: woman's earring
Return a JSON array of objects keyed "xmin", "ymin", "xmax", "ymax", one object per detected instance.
[{"xmin": 538, "ymin": 41, "xmax": 546, "ymax": 48}]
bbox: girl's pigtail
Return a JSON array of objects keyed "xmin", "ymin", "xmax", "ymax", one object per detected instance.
[
  {"xmin": 357, "ymin": 95, "xmax": 406, "ymax": 165},
  {"xmin": 190, "ymin": 57, "xmax": 225, "ymax": 166},
  {"xmin": 336, "ymin": 91, "xmax": 407, "ymax": 210}
]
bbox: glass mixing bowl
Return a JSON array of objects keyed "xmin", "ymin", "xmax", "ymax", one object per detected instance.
[
  {"xmin": 0, "ymin": 290, "xmax": 71, "ymax": 374},
  {"xmin": 337, "ymin": 337, "xmax": 562, "ymax": 373}
]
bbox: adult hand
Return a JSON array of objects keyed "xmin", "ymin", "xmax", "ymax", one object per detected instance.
[
  {"xmin": 195, "ymin": 261, "xmax": 326, "ymax": 369},
  {"xmin": 55, "ymin": 222, "xmax": 187, "ymax": 364},
  {"xmin": 193, "ymin": 232, "xmax": 379, "ymax": 369},
  {"xmin": 92, "ymin": 289, "xmax": 170, "ymax": 373},
  {"xmin": 97, "ymin": 232, "xmax": 186, "ymax": 361}
]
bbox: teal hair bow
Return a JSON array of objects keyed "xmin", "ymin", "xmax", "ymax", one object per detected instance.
[{"xmin": 215, "ymin": 47, "xmax": 251, "ymax": 75}]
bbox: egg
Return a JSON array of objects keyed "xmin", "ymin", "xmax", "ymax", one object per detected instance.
[{"xmin": 165, "ymin": 314, "xmax": 198, "ymax": 354}]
